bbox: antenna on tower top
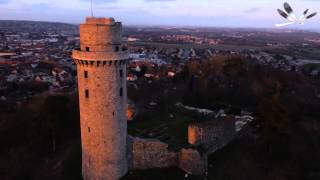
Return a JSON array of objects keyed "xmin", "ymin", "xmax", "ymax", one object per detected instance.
[{"xmin": 91, "ymin": 0, "xmax": 94, "ymax": 17}]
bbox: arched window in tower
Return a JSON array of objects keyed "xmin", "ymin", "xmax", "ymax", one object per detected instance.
[
  {"xmin": 115, "ymin": 46, "xmax": 119, "ymax": 52},
  {"xmin": 86, "ymin": 47, "xmax": 90, "ymax": 52},
  {"xmin": 119, "ymin": 69, "xmax": 123, "ymax": 78},
  {"xmin": 84, "ymin": 71, "xmax": 88, "ymax": 78}
]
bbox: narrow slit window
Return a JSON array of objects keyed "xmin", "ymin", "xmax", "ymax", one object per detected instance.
[
  {"xmin": 86, "ymin": 47, "xmax": 90, "ymax": 52},
  {"xmin": 120, "ymin": 87, "xmax": 123, "ymax": 97},
  {"xmin": 120, "ymin": 69, "xmax": 123, "ymax": 78},
  {"xmin": 85, "ymin": 89, "xmax": 89, "ymax": 98},
  {"xmin": 115, "ymin": 46, "xmax": 119, "ymax": 52},
  {"xmin": 84, "ymin": 71, "xmax": 88, "ymax": 78},
  {"xmin": 88, "ymin": 127, "xmax": 91, "ymax": 133}
]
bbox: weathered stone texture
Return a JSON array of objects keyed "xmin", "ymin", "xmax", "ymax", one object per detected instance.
[
  {"xmin": 73, "ymin": 17, "xmax": 129, "ymax": 180},
  {"xmin": 188, "ymin": 116, "xmax": 236, "ymax": 153},
  {"xmin": 179, "ymin": 148, "xmax": 207, "ymax": 175},
  {"xmin": 72, "ymin": 51, "xmax": 129, "ymax": 61},
  {"xmin": 80, "ymin": 17, "xmax": 122, "ymax": 52},
  {"xmin": 129, "ymin": 137, "xmax": 178, "ymax": 170}
]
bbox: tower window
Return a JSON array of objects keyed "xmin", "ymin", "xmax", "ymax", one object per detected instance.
[
  {"xmin": 84, "ymin": 71, "xmax": 88, "ymax": 78},
  {"xmin": 120, "ymin": 69, "xmax": 123, "ymax": 78},
  {"xmin": 120, "ymin": 87, "xmax": 123, "ymax": 97},
  {"xmin": 115, "ymin": 46, "xmax": 119, "ymax": 52},
  {"xmin": 85, "ymin": 89, "xmax": 89, "ymax": 98},
  {"xmin": 88, "ymin": 127, "xmax": 91, "ymax": 133},
  {"xmin": 85, "ymin": 47, "xmax": 90, "ymax": 52}
]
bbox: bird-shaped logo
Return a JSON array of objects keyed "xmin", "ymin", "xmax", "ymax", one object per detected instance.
[{"xmin": 276, "ymin": 2, "xmax": 317, "ymax": 27}]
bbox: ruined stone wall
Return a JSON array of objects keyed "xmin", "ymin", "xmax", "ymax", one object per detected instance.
[
  {"xmin": 73, "ymin": 17, "xmax": 129, "ymax": 180},
  {"xmin": 188, "ymin": 116, "xmax": 236, "ymax": 153},
  {"xmin": 179, "ymin": 148, "xmax": 207, "ymax": 175},
  {"xmin": 127, "ymin": 136, "xmax": 207, "ymax": 175},
  {"xmin": 127, "ymin": 137, "xmax": 178, "ymax": 170}
]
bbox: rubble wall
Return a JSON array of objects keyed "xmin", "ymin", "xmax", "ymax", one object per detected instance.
[
  {"xmin": 128, "ymin": 137, "xmax": 178, "ymax": 169},
  {"xmin": 179, "ymin": 148, "xmax": 207, "ymax": 175},
  {"xmin": 127, "ymin": 136, "xmax": 207, "ymax": 175},
  {"xmin": 188, "ymin": 116, "xmax": 236, "ymax": 153}
]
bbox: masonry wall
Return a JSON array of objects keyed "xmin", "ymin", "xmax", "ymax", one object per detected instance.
[
  {"xmin": 188, "ymin": 116, "xmax": 236, "ymax": 153},
  {"xmin": 179, "ymin": 148, "xmax": 207, "ymax": 175},
  {"xmin": 127, "ymin": 137, "xmax": 178, "ymax": 170},
  {"xmin": 73, "ymin": 17, "xmax": 129, "ymax": 180},
  {"xmin": 127, "ymin": 136, "xmax": 207, "ymax": 175},
  {"xmin": 77, "ymin": 62, "xmax": 127, "ymax": 180},
  {"xmin": 127, "ymin": 117, "xmax": 237, "ymax": 176},
  {"xmin": 80, "ymin": 18, "xmax": 122, "ymax": 52}
]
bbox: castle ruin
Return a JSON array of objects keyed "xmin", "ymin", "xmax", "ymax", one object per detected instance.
[{"xmin": 72, "ymin": 17, "xmax": 248, "ymax": 180}]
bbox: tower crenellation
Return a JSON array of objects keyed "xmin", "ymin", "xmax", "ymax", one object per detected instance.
[{"xmin": 72, "ymin": 17, "xmax": 129, "ymax": 180}]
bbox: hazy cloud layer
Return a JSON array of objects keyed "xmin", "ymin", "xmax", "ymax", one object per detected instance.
[
  {"xmin": 144, "ymin": 0, "xmax": 175, "ymax": 2},
  {"xmin": 0, "ymin": 0, "xmax": 9, "ymax": 4},
  {"xmin": 0, "ymin": 0, "xmax": 319, "ymax": 29}
]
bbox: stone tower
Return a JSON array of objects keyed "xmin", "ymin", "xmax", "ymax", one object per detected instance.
[{"xmin": 72, "ymin": 17, "xmax": 129, "ymax": 180}]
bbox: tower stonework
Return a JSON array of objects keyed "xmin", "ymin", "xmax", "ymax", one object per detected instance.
[{"xmin": 72, "ymin": 17, "xmax": 129, "ymax": 180}]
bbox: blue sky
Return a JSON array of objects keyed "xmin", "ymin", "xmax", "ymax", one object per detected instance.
[{"xmin": 0, "ymin": 0, "xmax": 319, "ymax": 29}]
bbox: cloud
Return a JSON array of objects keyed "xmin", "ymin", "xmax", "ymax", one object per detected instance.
[
  {"xmin": 243, "ymin": 7, "xmax": 261, "ymax": 13},
  {"xmin": 81, "ymin": 0, "xmax": 118, "ymax": 3},
  {"xmin": 144, "ymin": 0, "xmax": 175, "ymax": 2},
  {"xmin": 0, "ymin": 0, "xmax": 319, "ymax": 29},
  {"xmin": 0, "ymin": 0, "xmax": 9, "ymax": 4}
]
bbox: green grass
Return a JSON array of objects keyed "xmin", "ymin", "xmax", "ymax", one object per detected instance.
[{"xmin": 128, "ymin": 112, "xmax": 194, "ymax": 145}]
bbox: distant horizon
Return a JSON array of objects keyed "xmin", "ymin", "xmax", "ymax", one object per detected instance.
[
  {"xmin": 1, "ymin": 18, "xmax": 319, "ymax": 33},
  {"xmin": 0, "ymin": 0, "xmax": 319, "ymax": 30}
]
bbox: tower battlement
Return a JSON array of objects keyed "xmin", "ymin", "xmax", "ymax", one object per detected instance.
[
  {"xmin": 79, "ymin": 17, "xmax": 122, "ymax": 52},
  {"xmin": 85, "ymin": 17, "xmax": 116, "ymax": 25}
]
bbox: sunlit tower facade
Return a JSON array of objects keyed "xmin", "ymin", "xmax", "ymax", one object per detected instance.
[{"xmin": 72, "ymin": 17, "xmax": 129, "ymax": 180}]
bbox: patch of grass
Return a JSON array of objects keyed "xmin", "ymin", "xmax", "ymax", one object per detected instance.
[{"xmin": 128, "ymin": 111, "xmax": 194, "ymax": 144}]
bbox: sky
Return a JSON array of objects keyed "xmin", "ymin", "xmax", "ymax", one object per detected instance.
[{"xmin": 0, "ymin": 0, "xmax": 319, "ymax": 29}]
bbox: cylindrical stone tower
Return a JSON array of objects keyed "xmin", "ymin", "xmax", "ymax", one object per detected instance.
[{"xmin": 72, "ymin": 17, "xmax": 129, "ymax": 180}]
